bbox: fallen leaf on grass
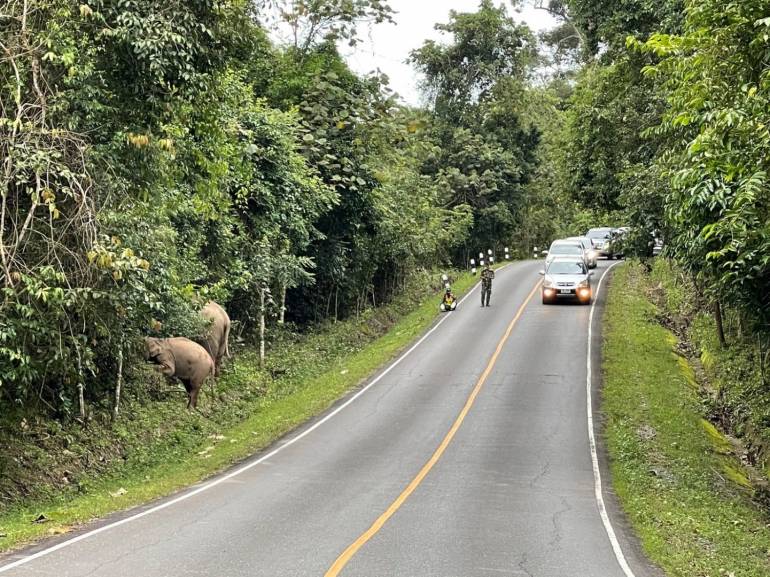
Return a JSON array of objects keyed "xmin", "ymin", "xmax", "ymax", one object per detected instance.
[
  {"xmin": 109, "ymin": 487, "xmax": 127, "ymax": 498},
  {"xmin": 197, "ymin": 446, "xmax": 215, "ymax": 456},
  {"xmin": 33, "ymin": 514, "xmax": 49, "ymax": 524},
  {"xmin": 47, "ymin": 526, "xmax": 70, "ymax": 536}
]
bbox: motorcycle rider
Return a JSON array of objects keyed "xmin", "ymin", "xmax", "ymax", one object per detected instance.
[{"xmin": 441, "ymin": 286, "xmax": 457, "ymax": 311}]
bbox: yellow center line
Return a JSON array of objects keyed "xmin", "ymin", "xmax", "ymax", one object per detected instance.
[{"xmin": 324, "ymin": 279, "xmax": 543, "ymax": 577}]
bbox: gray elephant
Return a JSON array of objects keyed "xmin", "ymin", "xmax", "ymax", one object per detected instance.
[
  {"xmin": 144, "ymin": 337, "xmax": 214, "ymax": 409},
  {"xmin": 199, "ymin": 301, "xmax": 231, "ymax": 376}
]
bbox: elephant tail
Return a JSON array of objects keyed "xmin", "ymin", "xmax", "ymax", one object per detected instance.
[{"xmin": 224, "ymin": 320, "xmax": 231, "ymax": 358}]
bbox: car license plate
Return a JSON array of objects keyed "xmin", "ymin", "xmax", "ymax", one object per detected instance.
[{"xmin": 559, "ymin": 289, "xmax": 572, "ymax": 294}]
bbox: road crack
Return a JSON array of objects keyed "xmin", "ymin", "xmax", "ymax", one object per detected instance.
[
  {"xmin": 529, "ymin": 461, "xmax": 551, "ymax": 488},
  {"xmin": 517, "ymin": 552, "xmax": 535, "ymax": 577},
  {"xmin": 548, "ymin": 496, "xmax": 572, "ymax": 550}
]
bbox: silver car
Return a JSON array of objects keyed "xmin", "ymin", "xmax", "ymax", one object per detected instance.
[
  {"xmin": 540, "ymin": 257, "xmax": 593, "ymax": 305},
  {"xmin": 545, "ymin": 239, "xmax": 589, "ymax": 268},
  {"xmin": 564, "ymin": 236, "xmax": 598, "ymax": 268},
  {"xmin": 586, "ymin": 227, "xmax": 614, "ymax": 257}
]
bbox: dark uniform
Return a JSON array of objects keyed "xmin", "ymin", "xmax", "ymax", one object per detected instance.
[{"xmin": 481, "ymin": 266, "xmax": 495, "ymax": 307}]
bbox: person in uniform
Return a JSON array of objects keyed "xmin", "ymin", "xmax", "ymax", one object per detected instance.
[{"xmin": 481, "ymin": 264, "xmax": 495, "ymax": 307}]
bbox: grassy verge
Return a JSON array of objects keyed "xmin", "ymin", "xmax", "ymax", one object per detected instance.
[
  {"xmin": 0, "ymin": 267, "xmax": 487, "ymax": 553},
  {"xmin": 603, "ymin": 262, "xmax": 770, "ymax": 576},
  {"xmin": 649, "ymin": 259, "xmax": 770, "ymax": 478}
]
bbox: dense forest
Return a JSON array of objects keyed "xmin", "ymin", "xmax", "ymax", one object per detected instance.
[
  {"xmin": 1, "ymin": 0, "xmax": 769, "ymax": 438},
  {"xmin": 565, "ymin": 0, "xmax": 769, "ymax": 334},
  {"xmin": 0, "ymin": 0, "xmax": 553, "ymax": 419},
  {"xmin": 547, "ymin": 0, "xmax": 770, "ymax": 463}
]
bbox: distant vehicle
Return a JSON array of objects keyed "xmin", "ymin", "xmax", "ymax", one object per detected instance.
[
  {"xmin": 586, "ymin": 227, "xmax": 625, "ymax": 259},
  {"xmin": 564, "ymin": 236, "xmax": 598, "ymax": 268},
  {"xmin": 540, "ymin": 257, "xmax": 593, "ymax": 305},
  {"xmin": 611, "ymin": 227, "xmax": 630, "ymax": 259},
  {"xmin": 585, "ymin": 227, "xmax": 614, "ymax": 257},
  {"xmin": 545, "ymin": 239, "xmax": 589, "ymax": 268}
]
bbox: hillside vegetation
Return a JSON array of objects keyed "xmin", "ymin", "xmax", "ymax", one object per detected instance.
[
  {"xmin": 0, "ymin": 1, "xmax": 564, "ymax": 425},
  {"xmin": 550, "ymin": 0, "xmax": 770, "ymax": 474}
]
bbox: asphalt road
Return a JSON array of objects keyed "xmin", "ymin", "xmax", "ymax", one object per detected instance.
[{"xmin": 0, "ymin": 260, "xmax": 660, "ymax": 577}]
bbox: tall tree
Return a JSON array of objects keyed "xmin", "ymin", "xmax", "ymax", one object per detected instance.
[
  {"xmin": 639, "ymin": 0, "xmax": 770, "ymax": 328},
  {"xmin": 410, "ymin": 0, "xmax": 539, "ymax": 256},
  {"xmin": 256, "ymin": 0, "xmax": 394, "ymax": 55}
]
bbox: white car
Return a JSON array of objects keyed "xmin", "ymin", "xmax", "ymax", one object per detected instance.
[
  {"xmin": 564, "ymin": 236, "xmax": 598, "ymax": 268},
  {"xmin": 540, "ymin": 257, "xmax": 594, "ymax": 305},
  {"xmin": 545, "ymin": 239, "xmax": 589, "ymax": 268}
]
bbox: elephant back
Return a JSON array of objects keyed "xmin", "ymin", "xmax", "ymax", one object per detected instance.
[{"xmin": 199, "ymin": 301, "xmax": 230, "ymax": 361}]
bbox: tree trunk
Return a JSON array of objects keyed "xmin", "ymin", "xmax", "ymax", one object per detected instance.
[
  {"xmin": 715, "ymin": 300, "xmax": 726, "ymax": 348},
  {"xmin": 112, "ymin": 346, "xmax": 123, "ymax": 422},
  {"xmin": 759, "ymin": 335, "xmax": 768, "ymax": 387},
  {"xmin": 279, "ymin": 284, "xmax": 286, "ymax": 325},
  {"xmin": 77, "ymin": 382, "xmax": 85, "ymax": 421},
  {"xmin": 259, "ymin": 287, "xmax": 266, "ymax": 366},
  {"xmin": 73, "ymin": 340, "xmax": 86, "ymax": 421}
]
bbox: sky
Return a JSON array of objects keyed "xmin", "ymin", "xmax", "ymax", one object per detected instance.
[{"xmin": 339, "ymin": 1, "xmax": 559, "ymax": 105}]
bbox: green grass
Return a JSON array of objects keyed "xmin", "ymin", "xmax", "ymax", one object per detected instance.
[
  {"xmin": 0, "ymin": 267, "xmax": 488, "ymax": 552},
  {"xmin": 649, "ymin": 258, "xmax": 770, "ymax": 477},
  {"xmin": 603, "ymin": 262, "xmax": 770, "ymax": 577}
]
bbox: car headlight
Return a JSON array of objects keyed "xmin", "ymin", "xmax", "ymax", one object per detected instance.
[{"xmin": 578, "ymin": 280, "xmax": 589, "ymax": 288}]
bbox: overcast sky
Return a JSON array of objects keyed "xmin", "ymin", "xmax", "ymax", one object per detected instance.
[{"xmin": 339, "ymin": 1, "xmax": 558, "ymax": 105}]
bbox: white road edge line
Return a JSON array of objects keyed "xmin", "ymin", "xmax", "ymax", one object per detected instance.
[
  {"xmin": 587, "ymin": 261, "xmax": 636, "ymax": 577},
  {"xmin": 0, "ymin": 264, "xmax": 514, "ymax": 574}
]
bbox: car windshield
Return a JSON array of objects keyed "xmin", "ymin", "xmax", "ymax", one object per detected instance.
[
  {"xmin": 576, "ymin": 238, "xmax": 592, "ymax": 249},
  {"xmin": 550, "ymin": 244, "xmax": 582, "ymax": 255},
  {"xmin": 587, "ymin": 230, "xmax": 611, "ymax": 239},
  {"xmin": 548, "ymin": 261, "xmax": 586, "ymax": 275}
]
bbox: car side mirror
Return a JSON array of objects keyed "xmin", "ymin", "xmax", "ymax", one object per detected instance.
[
  {"xmin": 541, "ymin": 249, "xmax": 548, "ymax": 255},
  {"xmin": 539, "ymin": 270, "xmax": 545, "ymax": 276}
]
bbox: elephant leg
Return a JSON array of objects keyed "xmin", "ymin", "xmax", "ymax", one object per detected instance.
[
  {"xmin": 216, "ymin": 341, "xmax": 228, "ymax": 376},
  {"xmin": 180, "ymin": 379, "xmax": 195, "ymax": 409},
  {"xmin": 208, "ymin": 373, "xmax": 215, "ymax": 399},
  {"xmin": 189, "ymin": 377, "xmax": 206, "ymax": 410}
]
